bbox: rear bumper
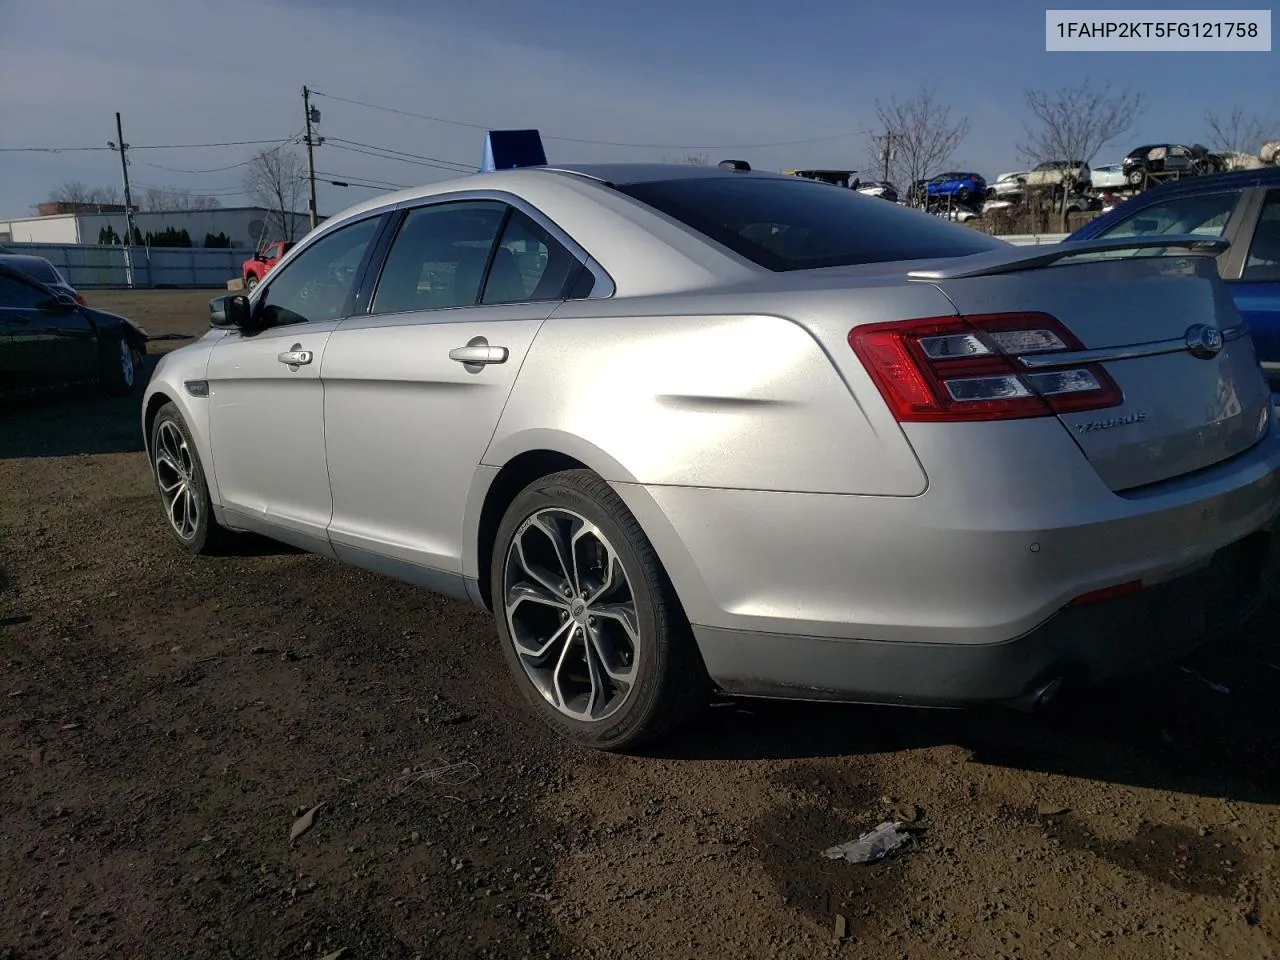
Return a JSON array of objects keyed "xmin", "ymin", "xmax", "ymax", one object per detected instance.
[{"xmin": 695, "ymin": 517, "xmax": 1280, "ymax": 706}]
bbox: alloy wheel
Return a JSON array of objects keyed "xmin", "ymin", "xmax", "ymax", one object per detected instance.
[
  {"xmin": 502, "ymin": 508, "xmax": 640, "ymax": 722},
  {"xmin": 119, "ymin": 338, "xmax": 135, "ymax": 388},
  {"xmin": 154, "ymin": 420, "xmax": 200, "ymax": 540}
]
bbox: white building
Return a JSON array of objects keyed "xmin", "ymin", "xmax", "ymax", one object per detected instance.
[{"xmin": 0, "ymin": 206, "xmax": 314, "ymax": 249}]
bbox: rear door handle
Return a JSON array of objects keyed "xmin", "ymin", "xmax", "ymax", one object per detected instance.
[
  {"xmin": 449, "ymin": 343, "xmax": 508, "ymax": 365},
  {"xmin": 277, "ymin": 348, "xmax": 313, "ymax": 365}
]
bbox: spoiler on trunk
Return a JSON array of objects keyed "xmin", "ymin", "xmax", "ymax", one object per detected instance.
[{"xmin": 907, "ymin": 234, "xmax": 1230, "ymax": 281}]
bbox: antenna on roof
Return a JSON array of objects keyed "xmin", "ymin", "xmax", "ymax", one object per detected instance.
[
  {"xmin": 480, "ymin": 130, "xmax": 548, "ymax": 172},
  {"xmin": 718, "ymin": 159, "xmax": 751, "ymax": 171}
]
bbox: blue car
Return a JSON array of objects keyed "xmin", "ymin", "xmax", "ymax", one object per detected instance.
[
  {"xmin": 1067, "ymin": 167, "xmax": 1280, "ymax": 397},
  {"xmin": 925, "ymin": 171, "xmax": 987, "ymax": 205}
]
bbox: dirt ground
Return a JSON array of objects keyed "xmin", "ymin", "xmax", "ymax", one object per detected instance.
[{"xmin": 3, "ymin": 289, "xmax": 1280, "ymax": 960}]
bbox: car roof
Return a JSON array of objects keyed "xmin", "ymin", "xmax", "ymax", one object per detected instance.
[
  {"xmin": 0, "ymin": 253, "xmax": 56, "ymax": 268},
  {"xmin": 311, "ymin": 162, "xmax": 830, "ymax": 229},
  {"xmin": 1129, "ymin": 165, "xmax": 1280, "ymax": 198},
  {"xmin": 538, "ymin": 162, "xmax": 796, "ymax": 185}
]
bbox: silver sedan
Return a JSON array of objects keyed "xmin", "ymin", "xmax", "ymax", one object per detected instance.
[{"xmin": 141, "ymin": 162, "xmax": 1280, "ymax": 750}]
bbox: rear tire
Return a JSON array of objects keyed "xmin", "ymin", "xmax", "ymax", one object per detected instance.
[
  {"xmin": 490, "ymin": 469, "xmax": 709, "ymax": 751},
  {"xmin": 149, "ymin": 402, "xmax": 232, "ymax": 555},
  {"xmin": 245, "ymin": 274, "xmax": 259, "ymax": 290}
]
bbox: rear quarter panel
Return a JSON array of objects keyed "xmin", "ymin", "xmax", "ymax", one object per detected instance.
[{"xmin": 484, "ymin": 309, "xmax": 929, "ymax": 496}]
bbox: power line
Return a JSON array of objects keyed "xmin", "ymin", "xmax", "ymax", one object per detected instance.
[
  {"xmin": 129, "ymin": 133, "xmax": 303, "ymax": 174},
  {"xmin": 323, "ymin": 137, "xmax": 472, "ymax": 170},
  {"xmin": 314, "ymin": 171, "xmax": 409, "ymax": 189},
  {"xmin": 0, "ymin": 137, "xmax": 296, "ymax": 154},
  {"xmin": 310, "ymin": 88, "xmax": 862, "ymax": 150},
  {"xmin": 325, "ymin": 141, "xmax": 472, "ymax": 173},
  {"xmin": 133, "ymin": 156, "xmax": 260, "ymax": 174}
]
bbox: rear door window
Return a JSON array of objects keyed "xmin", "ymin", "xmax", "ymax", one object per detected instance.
[
  {"xmin": 480, "ymin": 208, "xmax": 586, "ymax": 305},
  {"xmin": 371, "ymin": 201, "xmax": 507, "ymax": 314},
  {"xmin": 616, "ymin": 176, "xmax": 1004, "ymax": 272}
]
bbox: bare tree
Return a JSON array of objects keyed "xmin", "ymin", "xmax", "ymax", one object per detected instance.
[
  {"xmin": 661, "ymin": 152, "xmax": 710, "ymax": 165},
  {"xmin": 138, "ymin": 186, "xmax": 222, "ymax": 212},
  {"xmin": 870, "ymin": 84, "xmax": 970, "ymax": 203},
  {"xmin": 243, "ymin": 147, "xmax": 307, "ymax": 242},
  {"xmin": 1204, "ymin": 106, "xmax": 1274, "ymax": 164},
  {"xmin": 1019, "ymin": 80, "xmax": 1143, "ymax": 228},
  {"xmin": 45, "ymin": 181, "xmax": 121, "ymax": 206}
]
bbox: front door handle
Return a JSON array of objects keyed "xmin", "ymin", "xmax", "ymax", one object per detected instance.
[
  {"xmin": 278, "ymin": 348, "xmax": 313, "ymax": 366},
  {"xmin": 449, "ymin": 343, "xmax": 508, "ymax": 365}
]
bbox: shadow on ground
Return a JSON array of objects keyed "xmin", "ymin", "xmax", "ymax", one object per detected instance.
[
  {"xmin": 645, "ymin": 610, "xmax": 1280, "ymax": 806},
  {"xmin": 0, "ymin": 357, "xmax": 161, "ymax": 459}
]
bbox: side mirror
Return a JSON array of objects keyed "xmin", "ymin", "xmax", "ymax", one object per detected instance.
[
  {"xmin": 37, "ymin": 295, "xmax": 75, "ymax": 314},
  {"xmin": 210, "ymin": 293, "xmax": 252, "ymax": 329}
]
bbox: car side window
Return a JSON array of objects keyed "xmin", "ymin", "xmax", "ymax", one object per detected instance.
[
  {"xmin": 370, "ymin": 201, "xmax": 507, "ymax": 315},
  {"xmin": 481, "ymin": 208, "xmax": 586, "ymax": 305},
  {"xmin": 0, "ymin": 273, "xmax": 50, "ymax": 309},
  {"xmin": 1242, "ymin": 191, "xmax": 1280, "ymax": 282},
  {"xmin": 256, "ymin": 216, "xmax": 381, "ymax": 328},
  {"xmin": 1097, "ymin": 191, "xmax": 1239, "ymax": 241}
]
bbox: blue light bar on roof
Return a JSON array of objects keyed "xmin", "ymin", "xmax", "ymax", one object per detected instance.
[{"xmin": 480, "ymin": 130, "xmax": 548, "ymax": 172}]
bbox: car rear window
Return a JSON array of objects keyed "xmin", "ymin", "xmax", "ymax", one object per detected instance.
[
  {"xmin": 615, "ymin": 176, "xmax": 1004, "ymax": 272},
  {"xmin": 10, "ymin": 259, "xmax": 60, "ymax": 283}
]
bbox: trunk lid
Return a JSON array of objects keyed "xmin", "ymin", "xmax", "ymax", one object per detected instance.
[{"xmin": 925, "ymin": 253, "xmax": 1272, "ymax": 491}]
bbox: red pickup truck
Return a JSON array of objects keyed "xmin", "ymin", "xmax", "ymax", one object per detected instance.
[{"xmin": 242, "ymin": 241, "xmax": 295, "ymax": 290}]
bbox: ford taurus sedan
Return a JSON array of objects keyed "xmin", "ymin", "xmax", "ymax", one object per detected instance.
[{"xmin": 141, "ymin": 162, "xmax": 1280, "ymax": 750}]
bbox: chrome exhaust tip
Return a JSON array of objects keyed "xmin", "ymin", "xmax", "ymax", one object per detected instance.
[{"xmin": 1012, "ymin": 676, "xmax": 1065, "ymax": 713}]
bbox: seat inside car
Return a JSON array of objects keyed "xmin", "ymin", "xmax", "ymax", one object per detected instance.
[{"xmin": 483, "ymin": 246, "xmax": 528, "ymax": 303}]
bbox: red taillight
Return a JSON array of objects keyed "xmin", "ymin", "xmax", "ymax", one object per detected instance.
[
  {"xmin": 848, "ymin": 312, "xmax": 1122, "ymax": 422},
  {"xmin": 73, "ymin": 293, "xmax": 87, "ymax": 305},
  {"xmin": 1068, "ymin": 580, "xmax": 1143, "ymax": 606}
]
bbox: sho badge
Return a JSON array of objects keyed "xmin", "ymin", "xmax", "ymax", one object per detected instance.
[{"xmin": 1075, "ymin": 411, "xmax": 1148, "ymax": 433}]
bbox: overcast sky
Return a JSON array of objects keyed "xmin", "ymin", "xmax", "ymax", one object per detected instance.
[{"xmin": 0, "ymin": 0, "xmax": 1275, "ymax": 219}]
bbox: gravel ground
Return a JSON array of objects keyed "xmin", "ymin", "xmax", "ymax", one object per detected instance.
[{"xmin": 2, "ymin": 289, "xmax": 1280, "ymax": 959}]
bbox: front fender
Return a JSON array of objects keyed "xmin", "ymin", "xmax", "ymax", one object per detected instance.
[{"xmin": 141, "ymin": 344, "xmax": 219, "ymax": 506}]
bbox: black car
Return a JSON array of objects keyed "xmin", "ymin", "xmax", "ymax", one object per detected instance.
[
  {"xmin": 0, "ymin": 253, "xmax": 87, "ymax": 305},
  {"xmin": 1121, "ymin": 143, "xmax": 1226, "ymax": 186},
  {"xmin": 0, "ymin": 264, "xmax": 148, "ymax": 398}
]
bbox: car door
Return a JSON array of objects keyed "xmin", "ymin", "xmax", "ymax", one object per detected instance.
[
  {"xmin": 0, "ymin": 270, "xmax": 97, "ymax": 389},
  {"xmin": 1223, "ymin": 188, "xmax": 1280, "ymax": 395},
  {"xmin": 1162, "ymin": 145, "xmax": 1192, "ymax": 173},
  {"xmin": 322, "ymin": 196, "xmax": 593, "ymax": 594},
  {"xmin": 205, "ymin": 213, "xmax": 386, "ymax": 553}
]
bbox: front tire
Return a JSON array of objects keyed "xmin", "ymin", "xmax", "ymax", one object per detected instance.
[
  {"xmin": 245, "ymin": 274, "xmax": 259, "ymax": 290},
  {"xmin": 149, "ymin": 402, "xmax": 231, "ymax": 555},
  {"xmin": 491, "ymin": 469, "xmax": 708, "ymax": 751}
]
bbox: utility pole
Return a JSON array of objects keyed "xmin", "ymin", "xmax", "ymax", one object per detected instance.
[
  {"xmin": 878, "ymin": 130, "xmax": 897, "ymax": 182},
  {"xmin": 302, "ymin": 86, "xmax": 319, "ymax": 231},
  {"xmin": 109, "ymin": 112, "xmax": 141, "ymax": 288}
]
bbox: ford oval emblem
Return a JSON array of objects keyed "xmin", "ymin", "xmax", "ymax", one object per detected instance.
[{"xmin": 1184, "ymin": 324, "xmax": 1224, "ymax": 359}]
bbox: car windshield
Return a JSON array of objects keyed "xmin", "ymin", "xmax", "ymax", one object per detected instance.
[{"xmin": 616, "ymin": 176, "xmax": 1005, "ymax": 272}]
